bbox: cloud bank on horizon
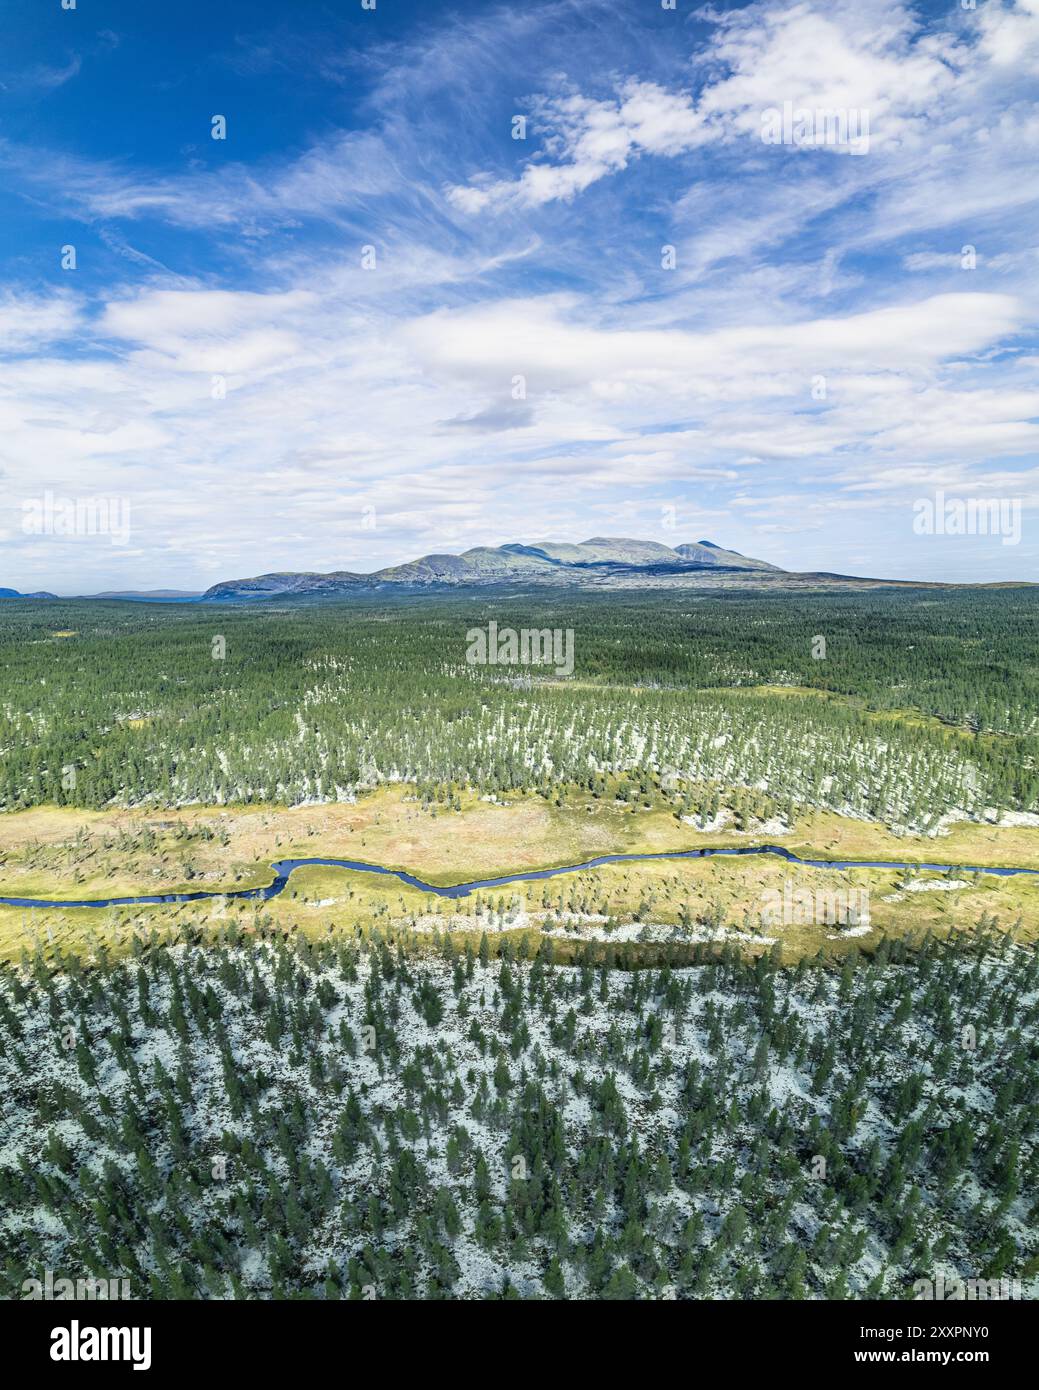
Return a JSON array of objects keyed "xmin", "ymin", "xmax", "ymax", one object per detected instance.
[{"xmin": 0, "ymin": 0, "xmax": 1037, "ymax": 591}]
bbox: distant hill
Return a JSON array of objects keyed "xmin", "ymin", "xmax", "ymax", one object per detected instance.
[
  {"xmin": 89, "ymin": 590, "xmax": 201, "ymax": 600},
  {"xmin": 200, "ymin": 537, "xmax": 783, "ymax": 601},
  {"xmin": 0, "ymin": 588, "xmax": 197, "ymax": 602}
]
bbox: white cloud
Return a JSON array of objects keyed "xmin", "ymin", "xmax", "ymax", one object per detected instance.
[
  {"xmin": 447, "ymin": 0, "xmax": 1039, "ymax": 219},
  {"xmin": 699, "ymin": 0, "xmax": 963, "ymax": 142},
  {"xmin": 401, "ymin": 291, "xmax": 1023, "ymax": 387},
  {"xmin": 0, "ymin": 292, "xmax": 81, "ymax": 353},
  {"xmin": 448, "ymin": 81, "xmax": 709, "ymax": 213},
  {"xmin": 447, "ymin": 0, "xmax": 978, "ymax": 212},
  {"xmin": 100, "ymin": 288, "xmax": 317, "ymax": 373},
  {"xmin": 977, "ymin": 0, "xmax": 1039, "ymax": 72}
]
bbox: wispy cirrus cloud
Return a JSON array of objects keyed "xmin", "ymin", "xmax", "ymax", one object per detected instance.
[
  {"xmin": 0, "ymin": 0, "xmax": 1036, "ymax": 589},
  {"xmin": 446, "ymin": 0, "xmax": 972, "ymax": 213}
]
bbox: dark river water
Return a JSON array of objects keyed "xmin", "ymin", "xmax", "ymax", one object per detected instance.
[{"xmin": 1, "ymin": 843, "xmax": 1035, "ymax": 911}]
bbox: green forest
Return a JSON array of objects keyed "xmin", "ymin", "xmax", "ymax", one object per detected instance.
[
  {"xmin": 0, "ymin": 587, "xmax": 1036, "ymax": 827},
  {"xmin": 2, "ymin": 920, "xmax": 1036, "ymax": 1299}
]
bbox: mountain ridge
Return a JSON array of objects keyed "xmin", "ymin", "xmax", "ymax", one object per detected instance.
[
  {"xmin": 199, "ymin": 537, "xmax": 781, "ymax": 601},
  {"xmin": 4, "ymin": 537, "xmax": 1030, "ymax": 603}
]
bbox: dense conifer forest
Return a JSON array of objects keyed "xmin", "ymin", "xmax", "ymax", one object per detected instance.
[
  {"xmin": 0, "ymin": 588, "xmax": 1036, "ymax": 829},
  {"xmin": 2, "ymin": 922, "xmax": 1036, "ymax": 1300}
]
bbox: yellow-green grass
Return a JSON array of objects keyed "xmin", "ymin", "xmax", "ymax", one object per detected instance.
[
  {"xmin": 0, "ymin": 791, "xmax": 718, "ymax": 900},
  {"xmin": 2, "ymin": 791, "xmax": 1039, "ymax": 900},
  {"xmin": 787, "ymin": 811, "xmax": 1039, "ymax": 871},
  {"xmin": 4, "ymin": 849, "xmax": 1034, "ymax": 968},
  {"xmin": 235, "ymin": 855, "xmax": 1039, "ymax": 963}
]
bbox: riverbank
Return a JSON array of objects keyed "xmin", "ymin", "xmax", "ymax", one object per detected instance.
[{"xmin": 1, "ymin": 790, "xmax": 1037, "ymax": 963}]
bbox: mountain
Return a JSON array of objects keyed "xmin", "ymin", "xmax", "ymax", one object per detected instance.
[
  {"xmin": 6, "ymin": 537, "xmax": 1025, "ymax": 605},
  {"xmin": 201, "ymin": 571, "xmax": 366, "ymax": 601},
  {"xmin": 201, "ymin": 537, "xmax": 784, "ymax": 601},
  {"xmin": 673, "ymin": 540, "xmax": 777, "ymax": 571}
]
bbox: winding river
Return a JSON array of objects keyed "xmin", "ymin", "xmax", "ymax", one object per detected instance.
[{"xmin": 1, "ymin": 843, "xmax": 1037, "ymax": 911}]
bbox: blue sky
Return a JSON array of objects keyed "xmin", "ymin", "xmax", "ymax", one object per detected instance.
[{"xmin": 1, "ymin": 0, "xmax": 1037, "ymax": 591}]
